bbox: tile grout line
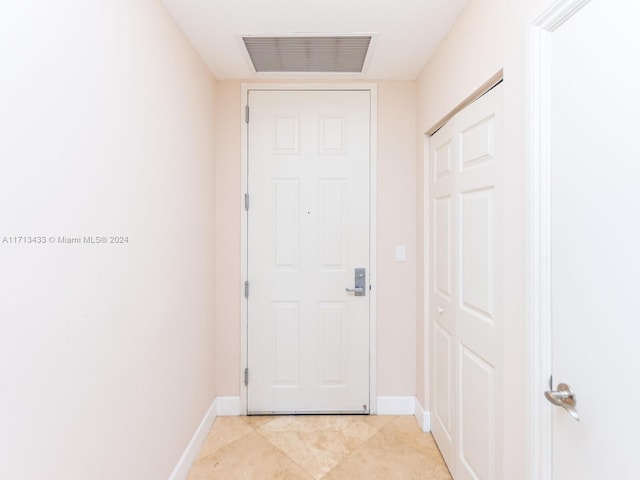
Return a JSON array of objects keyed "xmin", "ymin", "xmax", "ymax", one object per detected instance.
[
  {"xmin": 250, "ymin": 416, "xmax": 398, "ymax": 480},
  {"xmin": 251, "ymin": 418, "xmax": 318, "ymax": 480},
  {"xmin": 191, "ymin": 425, "xmax": 255, "ymax": 464},
  {"xmin": 319, "ymin": 415, "xmax": 399, "ymax": 479},
  {"xmin": 321, "ymin": 416, "xmax": 452, "ymax": 480}
]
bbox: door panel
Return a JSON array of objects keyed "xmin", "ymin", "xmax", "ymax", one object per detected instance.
[
  {"xmin": 459, "ymin": 345, "xmax": 494, "ymax": 480},
  {"xmin": 548, "ymin": 0, "xmax": 640, "ymax": 477},
  {"xmin": 435, "ymin": 197, "xmax": 452, "ymax": 298},
  {"xmin": 273, "ymin": 180, "xmax": 299, "ymax": 267},
  {"xmin": 318, "ymin": 303, "xmax": 347, "ymax": 385},
  {"xmin": 273, "ymin": 302, "xmax": 299, "ymax": 385},
  {"xmin": 459, "ymin": 188, "xmax": 494, "ymax": 323},
  {"xmin": 318, "ymin": 180, "xmax": 346, "ymax": 268},
  {"xmin": 434, "ymin": 324, "xmax": 453, "ymax": 439},
  {"xmin": 430, "ymin": 84, "xmax": 503, "ymax": 479},
  {"xmin": 459, "ymin": 115, "xmax": 495, "ymax": 170},
  {"xmin": 247, "ymin": 90, "xmax": 370, "ymax": 414}
]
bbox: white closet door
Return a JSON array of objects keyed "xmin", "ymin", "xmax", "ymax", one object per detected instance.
[{"xmin": 430, "ymin": 84, "xmax": 504, "ymax": 479}]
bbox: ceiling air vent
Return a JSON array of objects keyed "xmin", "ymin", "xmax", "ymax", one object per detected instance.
[{"xmin": 242, "ymin": 35, "xmax": 372, "ymax": 73}]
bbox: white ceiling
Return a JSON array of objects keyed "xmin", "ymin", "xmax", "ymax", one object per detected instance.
[{"xmin": 161, "ymin": 0, "xmax": 470, "ymax": 80}]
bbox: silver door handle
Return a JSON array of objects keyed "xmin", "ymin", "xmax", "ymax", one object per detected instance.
[
  {"xmin": 346, "ymin": 267, "xmax": 366, "ymax": 296},
  {"xmin": 544, "ymin": 382, "xmax": 580, "ymax": 421}
]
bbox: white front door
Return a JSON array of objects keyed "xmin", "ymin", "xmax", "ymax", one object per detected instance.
[
  {"xmin": 430, "ymin": 83, "xmax": 504, "ymax": 479},
  {"xmin": 546, "ymin": 1, "xmax": 640, "ymax": 477},
  {"xmin": 246, "ymin": 90, "xmax": 371, "ymax": 414}
]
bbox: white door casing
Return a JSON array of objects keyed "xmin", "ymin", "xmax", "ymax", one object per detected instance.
[
  {"xmin": 245, "ymin": 89, "xmax": 374, "ymax": 414},
  {"xmin": 531, "ymin": 1, "xmax": 640, "ymax": 478},
  {"xmin": 430, "ymin": 84, "xmax": 504, "ymax": 479}
]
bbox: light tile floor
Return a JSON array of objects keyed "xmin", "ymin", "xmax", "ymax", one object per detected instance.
[{"xmin": 187, "ymin": 415, "xmax": 452, "ymax": 480}]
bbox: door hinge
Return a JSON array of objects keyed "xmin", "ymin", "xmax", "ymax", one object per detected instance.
[
  {"xmin": 245, "ymin": 105, "xmax": 249, "ymax": 123},
  {"xmin": 244, "ymin": 368, "xmax": 249, "ymax": 386},
  {"xmin": 244, "ymin": 193, "xmax": 249, "ymax": 211},
  {"xmin": 244, "ymin": 280, "xmax": 249, "ymax": 298}
]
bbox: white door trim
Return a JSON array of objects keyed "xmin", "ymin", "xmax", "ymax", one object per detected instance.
[
  {"xmin": 240, "ymin": 83, "xmax": 378, "ymax": 415},
  {"xmin": 528, "ymin": 2, "xmax": 591, "ymax": 479}
]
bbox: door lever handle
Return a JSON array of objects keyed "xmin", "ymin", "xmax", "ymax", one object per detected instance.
[
  {"xmin": 346, "ymin": 268, "xmax": 366, "ymax": 296},
  {"xmin": 544, "ymin": 382, "xmax": 580, "ymax": 421}
]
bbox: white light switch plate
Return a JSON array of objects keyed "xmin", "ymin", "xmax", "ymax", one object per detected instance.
[{"xmin": 395, "ymin": 245, "xmax": 406, "ymax": 262}]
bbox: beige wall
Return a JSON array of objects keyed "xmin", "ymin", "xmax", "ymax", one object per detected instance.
[
  {"xmin": 0, "ymin": 1, "xmax": 217, "ymax": 479},
  {"xmin": 376, "ymin": 82, "xmax": 417, "ymax": 395},
  {"xmin": 214, "ymin": 81, "xmax": 242, "ymax": 394},
  {"xmin": 215, "ymin": 80, "xmax": 417, "ymax": 398},
  {"xmin": 415, "ymin": 0, "xmax": 547, "ymax": 477}
]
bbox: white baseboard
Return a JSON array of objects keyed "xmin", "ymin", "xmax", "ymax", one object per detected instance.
[
  {"xmin": 414, "ymin": 398, "xmax": 431, "ymax": 432},
  {"xmin": 168, "ymin": 397, "xmax": 217, "ymax": 480},
  {"xmin": 216, "ymin": 396, "xmax": 241, "ymax": 416},
  {"xmin": 376, "ymin": 396, "xmax": 416, "ymax": 415}
]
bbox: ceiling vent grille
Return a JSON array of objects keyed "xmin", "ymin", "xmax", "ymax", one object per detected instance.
[{"xmin": 242, "ymin": 36, "xmax": 372, "ymax": 73}]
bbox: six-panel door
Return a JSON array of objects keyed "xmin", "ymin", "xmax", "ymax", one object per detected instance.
[
  {"xmin": 247, "ymin": 90, "xmax": 371, "ymax": 414},
  {"xmin": 430, "ymin": 84, "xmax": 504, "ymax": 479}
]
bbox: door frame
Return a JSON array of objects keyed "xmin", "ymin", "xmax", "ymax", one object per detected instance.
[
  {"xmin": 239, "ymin": 83, "xmax": 378, "ymax": 415},
  {"xmin": 528, "ymin": 1, "xmax": 591, "ymax": 479}
]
